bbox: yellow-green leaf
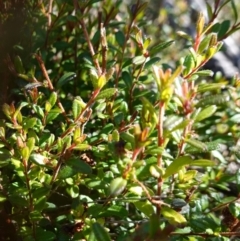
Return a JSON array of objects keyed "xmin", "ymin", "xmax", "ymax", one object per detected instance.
[
  {"xmin": 163, "ymin": 156, "xmax": 192, "ymax": 178},
  {"xmin": 161, "ymin": 206, "xmax": 187, "ymax": 225}
]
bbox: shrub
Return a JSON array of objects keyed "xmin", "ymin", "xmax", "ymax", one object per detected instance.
[{"xmin": 1, "ymin": 0, "xmax": 240, "ymax": 240}]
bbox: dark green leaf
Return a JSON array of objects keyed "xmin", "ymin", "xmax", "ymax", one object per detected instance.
[
  {"xmin": 218, "ymin": 20, "xmax": 231, "ymax": 38},
  {"xmin": 150, "ymin": 40, "xmax": 174, "ymax": 55},
  {"xmin": 115, "ymin": 31, "xmax": 125, "ymax": 47},
  {"xmin": 145, "ymin": 57, "xmax": 161, "ymax": 69},
  {"xmin": 231, "ymin": 0, "xmax": 238, "ymax": 24},
  {"xmin": 67, "ymin": 157, "xmax": 92, "ymax": 175},
  {"xmin": 196, "ymin": 94, "xmax": 229, "ymax": 107},
  {"xmin": 57, "ymin": 72, "xmax": 76, "ymax": 88},
  {"xmin": 36, "ymin": 228, "xmax": 56, "ymax": 241},
  {"xmin": 92, "ymin": 222, "xmax": 111, "ymax": 241}
]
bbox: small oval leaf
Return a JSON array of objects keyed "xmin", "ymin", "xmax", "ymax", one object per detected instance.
[
  {"xmin": 92, "ymin": 222, "xmax": 111, "ymax": 241},
  {"xmin": 109, "ymin": 177, "xmax": 127, "ymax": 197},
  {"xmin": 57, "ymin": 72, "xmax": 76, "ymax": 88}
]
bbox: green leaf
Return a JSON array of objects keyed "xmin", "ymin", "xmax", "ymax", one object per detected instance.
[
  {"xmin": 197, "ymin": 82, "xmax": 227, "ymax": 93},
  {"xmin": 14, "ymin": 56, "xmax": 25, "ymax": 74},
  {"xmin": 163, "ymin": 156, "xmax": 192, "ymax": 178},
  {"xmin": 196, "ymin": 94, "xmax": 229, "ymax": 106},
  {"xmin": 134, "ymin": 201, "xmax": 154, "ymax": 218},
  {"xmin": 190, "ymin": 159, "xmax": 215, "ymax": 167},
  {"xmin": 23, "ymin": 117, "xmax": 37, "ymax": 130},
  {"xmin": 122, "ymin": 71, "xmax": 132, "ymax": 88},
  {"xmin": 195, "ymin": 105, "xmax": 217, "ymax": 122},
  {"xmin": 231, "ymin": 0, "xmax": 238, "ymax": 24},
  {"xmin": 21, "ymin": 146, "xmax": 30, "ymax": 161},
  {"xmin": 48, "ymin": 92, "xmax": 58, "ymax": 107},
  {"xmin": 229, "ymin": 202, "xmax": 240, "ymax": 218},
  {"xmin": 161, "ymin": 206, "xmax": 187, "ymax": 225},
  {"xmin": 185, "ymin": 139, "xmax": 208, "ymax": 152},
  {"xmin": 193, "ymin": 69, "xmax": 214, "ymax": 77},
  {"xmin": 92, "ymin": 222, "xmax": 111, "ymax": 241},
  {"xmin": 115, "ymin": 30, "xmax": 125, "ymax": 47},
  {"xmin": 96, "ymin": 88, "xmax": 117, "ymax": 100},
  {"xmin": 144, "ymin": 57, "xmax": 161, "ymax": 69},
  {"xmin": 72, "ymin": 143, "xmax": 91, "ymax": 150},
  {"xmin": 30, "ymin": 154, "xmax": 48, "ymax": 166},
  {"xmin": 218, "ymin": 20, "xmax": 231, "ymax": 38},
  {"xmin": 132, "ymin": 56, "xmax": 146, "ymax": 65},
  {"xmin": 108, "ymin": 177, "xmax": 127, "ymax": 197},
  {"xmin": 185, "ymin": 141, "xmax": 222, "ymax": 154},
  {"xmin": 86, "ymin": 0, "xmax": 103, "ymax": 7},
  {"xmin": 206, "ymin": 2, "xmax": 213, "ymax": 20},
  {"xmin": 230, "ymin": 114, "xmax": 240, "ymax": 123},
  {"xmin": 145, "ymin": 146, "xmax": 164, "ymax": 155},
  {"xmin": 57, "ymin": 72, "xmax": 76, "ymax": 89},
  {"xmin": 183, "ymin": 54, "xmax": 195, "ymax": 76},
  {"xmin": 13, "ymin": 102, "xmax": 28, "ymax": 121},
  {"xmin": 198, "ymin": 36, "xmax": 212, "ymax": 54},
  {"xmin": 66, "ymin": 185, "xmax": 79, "ymax": 198},
  {"xmin": 149, "ymin": 164, "xmax": 164, "ymax": 178},
  {"xmin": 150, "ymin": 40, "xmax": 174, "ymax": 55},
  {"xmin": 164, "ymin": 115, "xmax": 183, "ymax": 131},
  {"xmin": 135, "ymin": 2, "xmax": 148, "ymax": 17},
  {"xmin": 34, "ymin": 196, "xmax": 47, "ymax": 211},
  {"xmin": 68, "ymin": 157, "xmax": 92, "ymax": 174},
  {"xmin": 46, "ymin": 108, "xmax": 61, "ymax": 124},
  {"xmin": 120, "ymin": 132, "xmax": 135, "ymax": 147},
  {"xmin": 99, "ymin": 205, "xmax": 128, "ymax": 218},
  {"xmin": 72, "ymin": 98, "xmax": 84, "ymax": 120},
  {"xmin": 58, "ymin": 166, "xmax": 75, "ymax": 179},
  {"xmin": 35, "ymin": 228, "xmax": 56, "ymax": 241},
  {"xmin": 100, "ymin": 123, "xmax": 114, "ymax": 135},
  {"xmin": 33, "ymin": 105, "xmax": 44, "ymax": 119},
  {"xmin": 0, "ymin": 193, "xmax": 7, "ymax": 202}
]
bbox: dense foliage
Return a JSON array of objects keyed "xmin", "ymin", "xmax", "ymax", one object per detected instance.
[{"xmin": 1, "ymin": 0, "xmax": 240, "ymax": 240}]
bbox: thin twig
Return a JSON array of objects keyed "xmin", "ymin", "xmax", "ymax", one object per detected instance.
[
  {"xmin": 100, "ymin": 23, "xmax": 107, "ymax": 73},
  {"xmin": 73, "ymin": 1, "xmax": 102, "ymax": 75},
  {"xmin": 47, "ymin": 0, "xmax": 54, "ymax": 27},
  {"xmin": 34, "ymin": 54, "xmax": 71, "ymax": 124},
  {"xmin": 134, "ymin": 178, "xmax": 169, "ymax": 207}
]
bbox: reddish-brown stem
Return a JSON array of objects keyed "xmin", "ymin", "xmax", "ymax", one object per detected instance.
[
  {"xmin": 156, "ymin": 101, "xmax": 165, "ymax": 215},
  {"xmin": 34, "ymin": 54, "xmax": 71, "ymax": 124},
  {"xmin": 132, "ymin": 147, "xmax": 143, "ymax": 162},
  {"xmin": 100, "ymin": 23, "xmax": 107, "ymax": 73},
  {"xmin": 193, "ymin": 34, "xmax": 201, "ymax": 52},
  {"xmin": 134, "ymin": 178, "xmax": 167, "ymax": 207},
  {"xmin": 47, "ymin": 0, "xmax": 54, "ymax": 27},
  {"xmin": 77, "ymin": 17, "xmax": 102, "ymax": 75},
  {"xmin": 183, "ymin": 59, "xmax": 209, "ymax": 80},
  {"xmin": 75, "ymin": 88, "xmax": 100, "ymax": 123},
  {"xmin": 50, "ymin": 155, "xmax": 65, "ymax": 185}
]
